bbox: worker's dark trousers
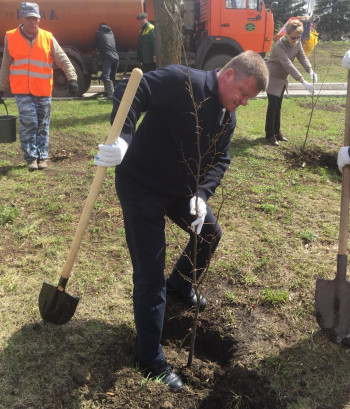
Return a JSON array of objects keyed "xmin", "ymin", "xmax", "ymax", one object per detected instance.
[
  {"xmin": 265, "ymin": 89, "xmax": 284, "ymax": 138},
  {"xmin": 141, "ymin": 62, "xmax": 156, "ymax": 73},
  {"xmin": 101, "ymin": 55, "xmax": 119, "ymax": 85},
  {"xmin": 115, "ymin": 175, "xmax": 222, "ymax": 367}
]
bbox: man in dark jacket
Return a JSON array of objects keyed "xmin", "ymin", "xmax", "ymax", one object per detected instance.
[
  {"xmin": 94, "ymin": 51, "xmax": 268, "ymax": 389},
  {"xmin": 93, "ymin": 23, "xmax": 119, "ymax": 98}
]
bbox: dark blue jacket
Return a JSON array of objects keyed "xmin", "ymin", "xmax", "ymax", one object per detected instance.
[
  {"xmin": 93, "ymin": 24, "xmax": 119, "ymax": 61},
  {"xmin": 111, "ymin": 65, "xmax": 236, "ymax": 201}
]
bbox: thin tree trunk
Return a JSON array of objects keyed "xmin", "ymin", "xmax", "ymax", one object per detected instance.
[{"xmin": 154, "ymin": 0, "xmax": 182, "ymax": 68}]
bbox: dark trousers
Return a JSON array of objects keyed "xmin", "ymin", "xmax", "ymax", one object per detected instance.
[
  {"xmin": 265, "ymin": 89, "xmax": 285, "ymax": 138},
  {"xmin": 115, "ymin": 175, "xmax": 222, "ymax": 366},
  {"xmin": 101, "ymin": 55, "xmax": 119, "ymax": 86},
  {"xmin": 141, "ymin": 62, "xmax": 156, "ymax": 73}
]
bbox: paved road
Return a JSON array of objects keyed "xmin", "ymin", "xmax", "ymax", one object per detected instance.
[
  {"xmin": 85, "ymin": 82, "xmax": 348, "ymax": 98},
  {"xmin": 257, "ymin": 82, "xmax": 348, "ymax": 98}
]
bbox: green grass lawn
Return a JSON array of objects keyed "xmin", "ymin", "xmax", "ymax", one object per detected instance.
[{"xmin": 287, "ymin": 41, "xmax": 350, "ymax": 83}]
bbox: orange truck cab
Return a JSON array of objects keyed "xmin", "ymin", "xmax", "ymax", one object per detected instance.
[
  {"xmin": 181, "ymin": 0, "xmax": 276, "ymax": 70},
  {"xmin": 0, "ymin": 0, "xmax": 276, "ymax": 96}
]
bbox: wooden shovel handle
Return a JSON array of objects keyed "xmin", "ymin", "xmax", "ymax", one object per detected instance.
[
  {"xmin": 338, "ymin": 70, "xmax": 350, "ymax": 257},
  {"xmin": 60, "ymin": 68, "xmax": 143, "ymax": 281}
]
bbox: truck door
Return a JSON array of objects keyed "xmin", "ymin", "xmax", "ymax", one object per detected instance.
[{"xmin": 220, "ymin": 0, "xmax": 266, "ymax": 53}]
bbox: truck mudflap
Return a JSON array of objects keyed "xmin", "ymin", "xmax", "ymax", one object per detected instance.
[{"xmin": 195, "ymin": 36, "xmax": 244, "ymax": 71}]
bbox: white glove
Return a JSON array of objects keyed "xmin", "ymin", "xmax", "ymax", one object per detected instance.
[
  {"xmin": 337, "ymin": 146, "xmax": 350, "ymax": 173},
  {"xmin": 302, "ymin": 80, "xmax": 314, "ymax": 94},
  {"xmin": 309, "ymin": 69, "xmax": 318, "ymax": 83},
  {"xmin": 189, "ymin": 196, "xmax": 207, "ymax": 235},
  {"xmin": 94, "ymin": 138, "xmax": 129, "ymax": 167},
  {"xmin": 342, "ymin": 50, "xmax": 350, "ymax": 69}
]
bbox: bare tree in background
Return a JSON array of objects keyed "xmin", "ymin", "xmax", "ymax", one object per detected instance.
[{"xmin": 154, "ymin": 0, "xmax": 182, "ymax": 67}]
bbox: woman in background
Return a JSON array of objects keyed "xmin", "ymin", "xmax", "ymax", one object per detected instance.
[{"xmin": 265, "ymin": 19, "xmax": 317, "ymax": 146}]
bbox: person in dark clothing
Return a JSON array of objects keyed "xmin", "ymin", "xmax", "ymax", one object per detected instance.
[
  {"xmin": 93, "ymin": 23, "xmax": 119, "ymax": 98},
  {"xmin": 136, "ymin": 12, "xmax": 156, "ymax": 73},
  {"xmin": 94, "ymin": 51, "xmax": 269, "ymax": 389}
]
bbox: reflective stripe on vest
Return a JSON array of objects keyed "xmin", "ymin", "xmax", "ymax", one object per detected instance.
[{"xmin": 7, "ymin": 28, "xmax": 53, "ymax": 96}]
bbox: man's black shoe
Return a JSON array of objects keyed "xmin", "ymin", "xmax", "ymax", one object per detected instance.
[
  {"xmin": 275, "ymin": 132, "xmax": 288, "ymax": 141},
  {"xmin": 166, "ymin": 280, "xmax": 207, "ymax": 311},
  {"xmin": 266, "ymin": 136, "xmax": 280, "ymax": 146},
  {"xmin": 137, "ymin": 359, "xmax": 184, "ymax": 390}
]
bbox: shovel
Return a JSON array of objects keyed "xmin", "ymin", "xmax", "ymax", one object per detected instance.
[
  {"xmin": 315, "ymin": 70, "xmax": 350, "ymax": 342},
  {"xmin": 39, "ymin": 68, "xmax": 143, "ymax": 325}
]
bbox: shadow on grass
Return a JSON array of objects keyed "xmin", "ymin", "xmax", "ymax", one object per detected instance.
[
  {"xmin": 259, "ymin": 331, "xmax": 350, "ymax": 409},
  {"xmin": 230, "ymin": 136, "xmax": 267, "ymax": 153},
  {"xmin": 198, "ymin": 365, "xmax": 284, "ymax": 409},
  {"xmin": 0, "ymin": 320, "xmax": 135, "ymax": 409},
  {"xmin": 199, "ymin": 331, "xmax": 350, "ymax": 409},
  {"xmin": 163, "ymin": 300, "xmax": 350, "ymax": 409},
  {"xmin": 2, "ymin": 312, "xmax": 350, "ymax": 408},
  {"xmin": 0, "ymin": 163, "xmax": 26, "ymax": 176},
  {"xmin": 49, "ymin": 112, "xmax": 111, "ymax": 130}
]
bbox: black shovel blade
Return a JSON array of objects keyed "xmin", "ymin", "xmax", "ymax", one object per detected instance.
[
  {"xmin": 39, "ymin": 280, "xmax": 79, "ymax": 325},
  {"xmin": 315, "ymin": 277, "xmax": 350, "ymax": 342}
]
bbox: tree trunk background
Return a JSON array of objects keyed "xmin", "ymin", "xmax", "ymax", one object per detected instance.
[{"xmin": 154, "ymin": 0, "xmax": 182, "ymax": 68}]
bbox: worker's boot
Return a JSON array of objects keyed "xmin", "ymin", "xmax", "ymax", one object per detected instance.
[{"xmin": 103, "ymin": 80, "xmax": 114, "ymax": 99}]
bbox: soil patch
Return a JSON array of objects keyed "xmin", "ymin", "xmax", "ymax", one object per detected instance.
[
  {"xmin": 61, "ymin": 279, "xmax": 288, "ymax": 409},
  {"xmin": 283, "ymin": 146, "xmax": 338, "ymax": 171}
]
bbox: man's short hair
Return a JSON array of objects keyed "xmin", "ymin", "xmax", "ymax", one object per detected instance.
[
  {"xmin": 220, "ymin": 50, "xmax": 269, "ymax": 92},
  {"xmin": 21, "ymin": 2, "xmax": 40, "ymax": 18},
  {"xmin": 137, "ymin": 12, "xmax": 148, "ymax": 20}
]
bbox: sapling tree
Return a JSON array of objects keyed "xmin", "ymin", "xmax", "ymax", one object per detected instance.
[{"xmin": 156, "ymin": 0, "xmax": 232, "ymax": 367}]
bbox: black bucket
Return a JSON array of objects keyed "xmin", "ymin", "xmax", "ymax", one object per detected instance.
[{"xmin": 0, "ymin": 100, "xmax": 17, "ymax": 143}]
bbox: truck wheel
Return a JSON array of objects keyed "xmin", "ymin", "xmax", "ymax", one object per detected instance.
[
  {"xmin": 202, "ymin": 54, "xmax": 234, "ymax": 71},
  {"xmin": 82, "ymin": 75, "xmax": 92, "ymax": 94},
  {"xmin": 52, "ymin": 60, "xmax": 84, "ymax": 97}
]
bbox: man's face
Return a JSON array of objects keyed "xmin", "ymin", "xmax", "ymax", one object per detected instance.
[
  {"xmin": 21, "ymin": 16, "xmax": 40, "ymax": 36},
  {"xmin": 218, "ymin": 68, "xmax": 259, "ymax": 112},
  {"xmin": 138, "ymin": 17, "xmax": 148, "ymax": 28}
]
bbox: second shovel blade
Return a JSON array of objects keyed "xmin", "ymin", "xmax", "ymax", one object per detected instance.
[{"xmin": 315, "ymin": 277, "xmax": 350, "ymax": 342}]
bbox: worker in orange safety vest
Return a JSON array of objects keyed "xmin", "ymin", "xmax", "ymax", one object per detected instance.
[{"xmin": 0, "ymin": 2, "xmax": 79, "ymax": 170}]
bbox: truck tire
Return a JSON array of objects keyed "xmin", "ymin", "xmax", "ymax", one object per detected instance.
[
  {"xmin": 82, "ymin": 75, "xmax": 92, "ymax": 94},
  {"xmin": 52, "ymin": 60, "xmax": 84, "ymax": 97},
  {"xmin": 202, "ymin": 53, "xmax": 234, "ymax": 71}
]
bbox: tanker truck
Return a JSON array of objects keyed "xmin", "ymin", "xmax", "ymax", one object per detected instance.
[{"xmin": 0, "ymin": 0, "xmax": 276, "ymax": 97}]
